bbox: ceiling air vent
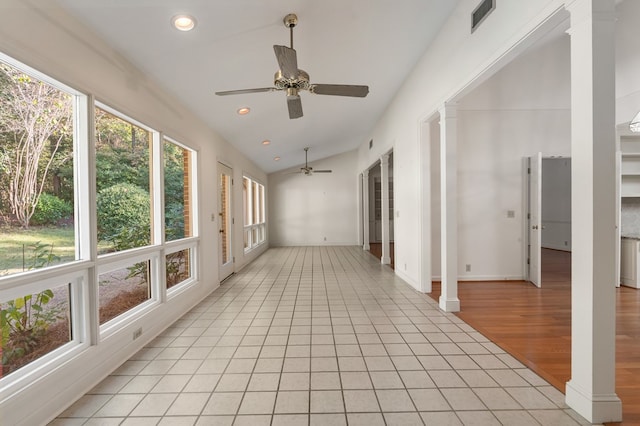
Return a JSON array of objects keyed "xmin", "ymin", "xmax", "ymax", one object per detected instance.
[{"xmin": 471, "ymin": 0, "xmax": 495, "ymax": 33}]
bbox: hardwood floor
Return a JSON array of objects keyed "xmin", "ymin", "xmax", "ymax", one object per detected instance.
[{"xmin": 429, "ymin": 249, "xmax": 640, "ymax": 425}]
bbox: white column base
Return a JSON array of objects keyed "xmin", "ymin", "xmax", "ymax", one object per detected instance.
[
  {"xmin": 565, "ymin": 381, "xmax": 622, "ymax": 424},
  {"xmin": 363, "ymin": 243, "xmax": 370, "ymax": 251},
  {"xmin": 381, "ymin": 256, "xmax": 391, "ymax": 265},
  {"xmin": 438, "ymin": 296, "xmax": 460, "ymax": 312}
]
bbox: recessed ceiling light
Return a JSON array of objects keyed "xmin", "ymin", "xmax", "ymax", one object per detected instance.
[
  {"xmin": 262, "ymin": 140, "xmax": 271, "ymax": 146},
  {"xmin": 274, "ymin": 156, "xmax": 281, "ymax": 161},
  {"xmin": 237, "ymin": 107, "xmax": 250, "ymax": 115},
  {"xmin": 172, "ymin": 14, "xmax": 196, "ymax": 31}
]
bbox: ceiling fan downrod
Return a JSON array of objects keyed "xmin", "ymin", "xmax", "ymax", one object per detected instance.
[{"xmin": 283, "ymin": 13, "xmax": 298, "ymax": 49}]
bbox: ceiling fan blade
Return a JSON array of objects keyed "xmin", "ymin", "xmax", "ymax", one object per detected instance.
[
  {"xmin": 311, "ymin": 84, "xmax": 369, "ymax": 97},
  {"xmin": 274, "ymin": 45, "xmax": 298, "ymax": 80},
  {"xmin": 313, "ymin": 170, "xmax": 332, "ymax": 173},
  {"xmin": 287, "ymin": 94, "xmax": 303, "ymax": 119},
  {"xmin": 215, "ymin": 87, "xmax": 278, "ymax": 96}
]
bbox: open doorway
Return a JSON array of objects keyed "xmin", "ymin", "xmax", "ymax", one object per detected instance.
[
  {"xmin": 366, "ymin": 153, "xmax": 394, "ymax": 268},
  {"xmin": 527, "ymin": 156, "xmax": 572, "ymax": 287}
]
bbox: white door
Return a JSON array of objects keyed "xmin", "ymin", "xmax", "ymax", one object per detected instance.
[
  {"xmin": 218, "ymin": 163, "xmax": 234, "ymax": 281},
  {"xmin": 528, "ymin": 153, "xmax": 542, "ymax": 287}
]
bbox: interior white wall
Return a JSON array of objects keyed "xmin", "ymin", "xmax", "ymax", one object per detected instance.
[
  {"xmin": 542, "ymin": 158, "xmax": 572, "ymax": 251},
  {"xmin": 268, "ymin": 149, "xmax": 358, "ymax": 246},
  {"xmin": 356, "ymin": 0, "xmax": 574, "ymax": 289},
  {"xmin": 0, "ymin": 2, "xmax": 267, "ymax": 424},
  {"xmin": 615, "ymin": 0, "xmax": 640, "ymax": 125}
]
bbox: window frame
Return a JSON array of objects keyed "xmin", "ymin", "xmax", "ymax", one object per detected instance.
[
  {"xmin": 242, "ymin": 174, "xmax": 266, "ymax": 252},
  {"xmin": 0, "ymin": 49, "xmax": 202, "ymax": 394}
]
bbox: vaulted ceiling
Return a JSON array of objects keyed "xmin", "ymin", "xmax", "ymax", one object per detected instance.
[{"xmin": 55, "ymin": 0, "xmax": 460, "ymax": 173}]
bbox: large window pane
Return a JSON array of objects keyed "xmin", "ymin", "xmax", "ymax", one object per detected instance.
[
  {"xmin": 95, "ymin": 107, "xmax": 151, "ymax": 255},
  {"xmin": 0, "ymin": 61, "xmax": 76, "ymax": 277},
  {"xmin": 164, "ymin": 140, "xmax": 192, "ymax": 241},
  {"xmin": 98, "ymin": 261, "xmax": 151, "ymax": 325},
  {"xmin": 1, "ymin": 283, "xmax": 72, "ymax": 377}
]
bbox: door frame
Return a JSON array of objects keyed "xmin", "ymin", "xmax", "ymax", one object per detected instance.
[
  {"xmin": 527, "ymin": 152, "xmax": 542, "ymax": 287},
  {"xmin": 218, "ymin": 162, "xmax": 234, "ymax": 281}
]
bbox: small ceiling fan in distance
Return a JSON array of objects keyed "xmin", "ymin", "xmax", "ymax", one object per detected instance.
[
  {"xmin": 215, "ymin": 13, "xmax": 369, "ymax": 119},
  {"xmin": 292, "ymin": 147, "xmax": 332, "ymax": 176}
]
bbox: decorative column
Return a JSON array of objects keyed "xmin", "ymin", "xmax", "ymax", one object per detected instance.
[
  {"xmin": 439, "ymin": 103, "xmax": 460, "ymax": 312},
  {"xmin": 362, "ymin": 169, "xmax": 370, "ymax": 251},
  {"xmin": 565, "ymin": 0, "xmax": 621, "ymax": 422},
  {"xmin": 380, "ymin": 154, "xmax": 391, "ymax": 265}
]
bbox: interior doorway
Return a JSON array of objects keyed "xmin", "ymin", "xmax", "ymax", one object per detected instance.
[
  {"xmin": 527, "ymin": 155, "xmax": 572, "ymax": 287},
  {"xmin": 366, "ymin": 152, "xmax": 395, "ymax": 268}
]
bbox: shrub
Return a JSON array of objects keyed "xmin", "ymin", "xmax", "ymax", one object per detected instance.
[
  {"xmin": 96, "ymin": 183, "xmax": 150, "ymax": 250},
  {"xmin": 31, "ymin": 193, "xmax": 73, "ymax": 226}
]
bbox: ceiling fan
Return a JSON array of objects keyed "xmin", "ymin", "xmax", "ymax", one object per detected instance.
[
  {"xmin": 215, "ymin": 13, "xmax": 369, "ymax": 119},
  {"xmin": 293, "ymin": 147, "xmax": 332, "ymax": 176}
]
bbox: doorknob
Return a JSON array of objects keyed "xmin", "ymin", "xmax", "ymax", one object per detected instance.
[
  {"xmin": 219, "ymin": 229, "xmax": 224, "ymax": 233},
  {"xmin": 532, "ymin": 225, "xmax": 538, "ymax": 230}
]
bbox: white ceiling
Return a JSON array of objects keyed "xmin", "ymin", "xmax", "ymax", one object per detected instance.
[{"xmin": 55, "ymin": 0, "xmax": 460, "ymax": 173}]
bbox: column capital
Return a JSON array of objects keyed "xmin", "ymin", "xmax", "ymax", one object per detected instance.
[
  {"xmin": 380, "ymin": 153, "xmax": 390, "ymax": 165},
  {"xmin": 363, "ymin": 169, "xmax": 369, "ymax": 178},
  {"xmin": 566, "ymin": 0, "xmax": 616, "ymax": 37}
]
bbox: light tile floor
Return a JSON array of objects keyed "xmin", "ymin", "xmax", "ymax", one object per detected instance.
[{"xmin": 52, "ymin": 246, "xmax": 595, "ymax": 426}]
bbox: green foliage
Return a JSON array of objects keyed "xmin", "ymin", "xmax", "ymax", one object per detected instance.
[
  {"xmin": 31, "ymin": 193, "xmax": 73, "ymax": 226},
  {"xmin": 163, "ymin": 141, "xmax": 187, "ymax": 241},
  {"xmin": 22, "ymin": 240, "xmax": 62, "ymax": 271},
  {"xmin": 1, "ymin": 242, "xmax": 63, "ymax": 366},
  {"xmin": 1, "ymin": 289, "xmax": 62, "ymax": 365},
  {"xmin": 95, "ymin": 108, "xmax": 150, "ymax": 193},
  {"xmin": 96, "ymin": 183, "xmax": 150, "ymax": 251},
  {"xmin": 165, "ymin": 202, "xmax": 185, "ymax": 241}
]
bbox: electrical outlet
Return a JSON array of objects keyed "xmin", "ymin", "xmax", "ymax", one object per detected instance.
[
  {"xmin": 465, "ymin": 264, "xmax": 471, "ymax": 272},
  {"xmin": 507, "ymin": 210, "xmax": 515, "ymax": 218},
  {"xmin": 133, "ymin": 327, "xmax": 142, "ymax": 340},
  {"xmin": 323, "ymin": 237, "xmax": 327, "ymax": 241}
]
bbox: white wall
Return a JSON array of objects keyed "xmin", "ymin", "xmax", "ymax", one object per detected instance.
[
  {"xmin": 616, "ymin": 0, "xmax": 640, "ymax": 125},
  {"xmin": 0, "ymin": 2, "xmax": 267, "ymax": 424},
  {"xmin": 358, "ymin": 0, "xmax": 640, "ymax": 287},
  {"xmin": 356, "ymin": 0, "xmax": 576, "ymax": 289},
  {"xmin": 268, "ymin": 149, "xmax": 358, "ymax": 246}
]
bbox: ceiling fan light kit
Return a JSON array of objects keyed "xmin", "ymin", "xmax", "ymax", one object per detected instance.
[{"xmin": 215, "ymin": 13, "xmax": 369, "ymax": 119}]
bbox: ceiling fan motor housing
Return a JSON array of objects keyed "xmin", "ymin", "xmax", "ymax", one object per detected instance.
[{"xmin": 274, "ymin": 69, "xmax": 310, "ymax": 90}]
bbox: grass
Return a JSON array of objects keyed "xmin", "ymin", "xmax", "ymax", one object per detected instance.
[{"xmin": 0, "ymin": 226, "xmax": 75, "ymax": 275}]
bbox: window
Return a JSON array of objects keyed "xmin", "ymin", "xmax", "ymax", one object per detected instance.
[
  {"xmin": 243, "ymin": 175, "xmax": 266, "ymax": 251},
  {"xmin": 98, "ymin": 257, "xmax": 152, "ymax": 325},
  {"xmin": 166, "ymin": 248, "xmax": 191, "ymax": 290},
  {"xmin": 0, "ymin": 60, "xmax": 77, "ymax": 277},
  {"xmin": 1, "ymin": 282, "xmax": 73, "ymax": 377},
  {"xmin": 95, "ymin": 107, "xmax": 152, "ymax": 255},
  {"xmin": 0, "ymin": 50, "xmax": 199, "ymax": 393},
  {"xmin": 164, "ymin": 139, "xmax": 193, "ymax": 242}
]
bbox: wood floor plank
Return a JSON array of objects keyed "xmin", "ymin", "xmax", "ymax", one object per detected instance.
[{"xmin": 429, "ymin": 249, "xmax": 640, "ymax": 425}]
